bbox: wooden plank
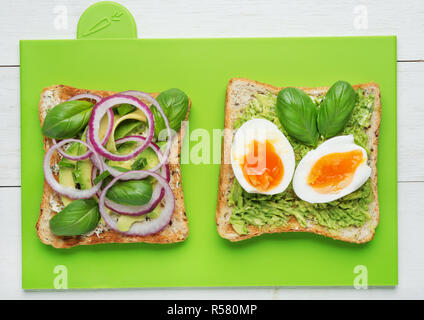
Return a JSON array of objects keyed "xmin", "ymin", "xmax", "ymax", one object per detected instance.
[
  {"xmin": 398, "ymin": 62, "xmax": 424, "ymax": 181},
  {"xmin": 0, "ymin": 67, "xmax": 20, "ymax": 186},
  {"xmin": 0, "ymin": 182, "xmax": 422, "ymax": 297},
  {"xmin": 1, "ymin": 0, "xmax": 423, "ymax": 301},
  {"xmin": 1, "ymin": 0, "xmax": 424, "ymax": 65}
]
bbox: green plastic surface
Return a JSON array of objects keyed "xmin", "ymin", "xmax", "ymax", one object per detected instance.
[
  {"xmin": 77, "ymin": 1, "xmax": 137, "ymax": 39},
  {"xmin": 20, "ymin": 36, "xmax": 397, "ymax": 289}
]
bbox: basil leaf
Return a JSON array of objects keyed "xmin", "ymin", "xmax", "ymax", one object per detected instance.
[
  {"xmin": 72, "ymin": 170, "xmax": 81, "ymax": 186},
  {"xmin": 93, "ymin": 170, "xmax": 111, "ymax": 185},
  {"xmin": 151, "ymin": 88, "xmax": 189, "ymax": 138},
  {"xmin": 276, "ymin": 87, "xmax": 319, "ymax": 146},
  {"xmin": 109, "ymin": 165, "xmax": 129, "ymax": 173},
  {"xmin": 317, "ymin": 80, "xmax": 356, "ymax": 139},
  {"xmin": 59, "ymin": 161, "xmax": 75, "ymax": 169},
  {"xmin": 59, "ymin": 139, "xmax": 85, "ymax": 170},
  {"xmin": 49, "ymin": 199, "xmax": 100, "ymax": 236},
  {"xmin": 42, "ymin": 100, "xmax": 93, "ymax": 139},
  {"xmin": 131, "ymin": 157, "xmax": 147, "ymax": 170},
  {"xmin": 114, "ymin": 119, "xmax": 143, "ymax": 140},
  {"xmin": 116, "ymin": 104, "xmax": 136, "ymax": 117},
  {"xmin": 106, "ymin": 180, "xmax": 153, "ymax": 206}
]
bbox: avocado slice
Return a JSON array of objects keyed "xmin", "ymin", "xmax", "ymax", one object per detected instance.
[
  {"xmin": 57, "ymin": 132, "xmax": 93, "ymax": 206},
  {"xmin": 106, "ymin": 142, "xmax": 159, "ymax": 171},
  {"xmin": 107, "ymin": 110, "xmax": 146, "ymax": 154},
  {"xmin": 116, "ymin": 205, "xmax": 161, "ymax": 232},
  {"xmin": 75, "ymin": 158, "xmax": 93, "ymax": 190},
  {"xmin": 58, "ymin": 111, "xmax": 151, "ymax": 208},
  {"xmin": 58, "ymin": 142, "xmax": 80, "ymax": 207}
]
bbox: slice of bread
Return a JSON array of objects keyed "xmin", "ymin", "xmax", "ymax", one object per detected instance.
[
  {"xmin": 216, "ymin": 78, "xmax": 381, "ymax": 243},
  {"xmin": 36, "ymin": 85, "xmax": 190, "ymax": 248}
]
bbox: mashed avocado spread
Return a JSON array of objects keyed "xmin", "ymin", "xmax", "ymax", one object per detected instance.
[{"xmin": 229, "ymin": 89, "xmax": 375, "ymax": 235}]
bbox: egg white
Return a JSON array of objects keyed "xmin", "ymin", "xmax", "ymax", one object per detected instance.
[
  {"xmin": 231, "ymin": 118, "xmax": 295, "ymax": 195},
  {"xmin": 293, "ymin": 135, "xmax": 371, "ymax": 204}
]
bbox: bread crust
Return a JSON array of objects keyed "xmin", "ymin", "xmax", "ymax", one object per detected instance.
[
  {"xmin": 216, "ymin": 78, "xmax": 381, "ymax": 243},
  {"xmin": 36, "ymin": 85, "xmax": 190, "ymax": 248}
]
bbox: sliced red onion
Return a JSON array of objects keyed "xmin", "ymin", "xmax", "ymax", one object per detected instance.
[
  {"xmin": 100, "ymin": 108, "xmax": 115, "ymax": 146},
  {"xmin": 52, "ymin": 94, "xmax": 114, "ymax": 161},
  {"xmin": 44, "ymin": 139, "xmax": 104, "ymax": 199},
  {"xmin": 103, "ymin": 135, "xmax": 169, "ymax": 214},
  {"xmin": 91, "ymin": 166, "xmax": 102, "ymax": 198},
  {"xmin": 89, "ymin": 141, "xmax": 167, "ymax": 215},
  {"xmin": 101, "ymin": 136, "xmax": 171, "ymax": 182},
  {"xmin": 120, "ymin": 91, "xmax": 173, "ymax": 160},
  {"xmin": 88, "ymin": 94, "xmax": 154, "ymax": 161},
  {"xmin": 52, "ymin": 138, "xmax": 92, "ymax": 161},
  {"xmin": 114, "ymin": 135, "xmax": 170, "ymax": 181},
  {"xmin": 99, "ymin": 171, "xmax": 175, "ymax": 235},
  {"xmin": 105, "ymin": 184, "xmax": 165, "ymax": 216},
  {"xmin": 86, "ymin": 128, "xmax": 103, "ymax": 170},
  {"xmin": 68, "ymin": 93, "xmax": 101, "ymax": 103}
]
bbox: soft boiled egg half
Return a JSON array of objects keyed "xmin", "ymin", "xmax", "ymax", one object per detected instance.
[
  {"xmin": 231, "ymin": 119, "xmax": 295, "ymax": 195},
  {"xmin": 293, "ymin": 135, "xmax": 371, "ymax": 204}
]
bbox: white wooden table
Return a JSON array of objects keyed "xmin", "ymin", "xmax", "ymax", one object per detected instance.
[{"xmin": 1, "ymin": 0, "xmax": 423, "ymax": 299}]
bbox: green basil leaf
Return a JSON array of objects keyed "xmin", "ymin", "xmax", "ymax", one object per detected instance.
[
  {"xmin": 71, "ymin": 170, "xmax": 81, "ymax": 186},
  {"xmin": 114, "ymin": 119, "xmax": 143, "ymax": 140},
  {"xmin": 151, "ymin": 88, "xmax": 189, "ymax": 138},
  {"xmin": 59, "ymin": 160, "xmax": 75, "ymax": 169},
  {"xmin": 317, "ymin": 80, "xmax": 356, "ymax": 139},
  {"xmin": 93, "ymin": 170, "xmax": 111, "ymax": 185},
  {"xmin": 106, "ymin": 180, "xmax": 153, "ymax": 206},
  {"xmin": 116, "ymin": 104, "xmax": 136, "ymax": 117},
  {"xmin": 109, "ymin": 165, "xmax": 129, "ymax": 173},
  {"xmin": 276, "ymin": 87, "xmax": 319, "ymax": 146},
  {"xmin": 58, "ymin": 139, "xmax": 85, "ymax": 169},
  {"xmin": 42, "ymin": 100, "xmax": 93, "ymax": 139},
  {"xmin": 131, "ymin": 157, "xmax": 147, "ymax": 170},
  {"xmin": 49, "ymin": 199, "xmax": 100, "ymax": 236}
]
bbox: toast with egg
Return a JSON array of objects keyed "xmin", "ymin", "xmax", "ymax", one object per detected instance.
[
  {"xmin": 216, "ymin": 78, "xmax": 381, "ymax": 243},
  {"xmin": 36, "ymin": 85, "xmax": 190, "ymax": 248}
]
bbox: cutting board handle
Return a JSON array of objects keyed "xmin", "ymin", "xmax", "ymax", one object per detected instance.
[{"xmin": 77, "ymin": 1, "xmax": 137, "ymax": 39}]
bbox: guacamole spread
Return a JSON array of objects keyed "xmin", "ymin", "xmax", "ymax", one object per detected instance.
[{"xmin": 229, "ymin": 89, "xmax": 375, "ymax": 235}]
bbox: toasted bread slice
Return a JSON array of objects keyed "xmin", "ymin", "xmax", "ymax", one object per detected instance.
[
  {"xmin": 216, "ymin": 78, "xmax": 381, "ymax": 243},
  {"xmin": 36, "ymin": 85, "xmax": 190, "ymax": 248}
]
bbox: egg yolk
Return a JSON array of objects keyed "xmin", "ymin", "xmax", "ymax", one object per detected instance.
[
  {"xmin": 307, "ymin": 150, "xmax": 364, "ymax": 194},
  {"xmin": 241, "ymin": 140, "xmax": 284, "ymax": 192}
]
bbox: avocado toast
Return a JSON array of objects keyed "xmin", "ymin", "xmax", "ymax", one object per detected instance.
[
  {"xmin": 37, "ymin": 85, "xmax": 190, "ymax": 248},
  {"xmin": 216, "ymin": 78, "xmax": 381, "ymax": 243}
]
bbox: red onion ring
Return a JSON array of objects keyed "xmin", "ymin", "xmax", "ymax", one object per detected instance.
[
  {"xmin": 90, "ymin": 157, "xmax": 166, "ymax": 216},
  {"xmin": 44, "ymin": 139, "xmax": 104, "ymax": 199},
  {"xmin": 102, "ymin": 135, "xmax": 169, "ymax": 215},
  {"xmin": 68, "ymin": 93, "xmax": 101, "ymax": 103},
  {"xmin": 52, "ymin": 93, "xmax": 114, "ymax": 161},
  {"xmin": 52, "ymin": 139, "xmax": 92, "ymax": 161},
  {"xmin": 105, "ymin": 183, "xmax": 165, "ymax": 216},
  {"xmin": 99, "ymin": 171, "xmax": 175, "ymax": 235},
  {"xmin": 120, "ymin": 90, "xmax": 173, "ymax": 160},
  {"xmin": 90, "ymin": 136, "xmax": 169, "ymax": 214},
  {"xmin": 88, "ymin": 94, "xmax": 154, "ymax": 161},
  {"xmin": 101, "ymin": 139, "xmax": 170, "ymax": 182},
  {"xmin": 91, "ymin": 166, "xmax": 103, "ymax": 198},
  {"xmin": 114, "ymin": 135, "xmax": 170, "ymax": 181}
]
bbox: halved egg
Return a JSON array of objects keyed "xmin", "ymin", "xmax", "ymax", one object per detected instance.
[
  {"xmin": 231, "ymin": 119, "xmax": 295, "ymax": 195},
  {"xmin": 293, "ymin": 135, "xmax": 371, "ymax": 203}
]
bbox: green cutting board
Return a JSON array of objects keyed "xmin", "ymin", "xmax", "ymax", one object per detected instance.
[{"xmin": 20, "ymin": 3, "xmax": 397, "ymax": 289}]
